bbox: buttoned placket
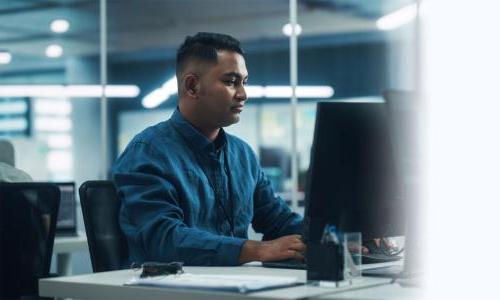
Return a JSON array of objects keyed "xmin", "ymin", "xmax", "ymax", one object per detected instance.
[{"xmin": 204, "ymin": 148, "xmax": 234, "ymax": 236}]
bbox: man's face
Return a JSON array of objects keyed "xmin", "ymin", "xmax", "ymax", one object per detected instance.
[{"xmin": 197, "ymin": 50, "xmax": 248, "ymax": 128}]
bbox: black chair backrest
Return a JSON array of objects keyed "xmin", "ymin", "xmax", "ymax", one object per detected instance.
[
  {"xmin": 0, "ymin": 182, "xmax": 60, "ymax": 299},
  {"xmin": 79, "ymin": 180, "xmax": 128, "ymax": 272}
]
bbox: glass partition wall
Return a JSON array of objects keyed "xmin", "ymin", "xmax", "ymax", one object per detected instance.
[
  {"xmin": 1, "ymin": 0, "xmax": 418, "ymax": 210},
  {"xmin": 1, "ymin": 1, "xmax": 418, "ymax": 273},
  {"xmin": 0, "ymin": 0, "xmax": 101, "ymax": 184}
]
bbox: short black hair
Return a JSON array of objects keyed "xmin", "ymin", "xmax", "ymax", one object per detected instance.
[{"xmin": 176, "ymin": 32, "xmax": 244, "ymax": 76}]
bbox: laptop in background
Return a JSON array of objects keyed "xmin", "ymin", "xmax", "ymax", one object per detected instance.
[{"xmin": 54, "ymin": 182, "xmax": 78, "ymax": 237}]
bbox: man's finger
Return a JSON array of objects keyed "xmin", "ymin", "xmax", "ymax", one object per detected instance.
[{"xmin": 289, "ymin": 241, "xmax": 306, "ymax": 252}]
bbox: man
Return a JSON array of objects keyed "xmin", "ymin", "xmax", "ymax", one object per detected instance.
[{"xmin": 112, "ymin": 32, "xmax": 305, "ymax": 266}]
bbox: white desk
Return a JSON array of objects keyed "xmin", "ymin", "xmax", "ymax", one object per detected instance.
[
  {"xmin": 39, "ymin": 265, "xmax": 418, "ymax": 300},
  {"xmin": 53, "ymin": 231, "xmax": 88, "ymax": 275}
]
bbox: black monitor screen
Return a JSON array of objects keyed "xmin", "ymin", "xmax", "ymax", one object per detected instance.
[
  {"xmin": 54, "ymin": 182, "xmax": 76, "ymax": 234},
  {"xmin": 304, "ymin": 102, "xmax": 406, "ymax": 241}
]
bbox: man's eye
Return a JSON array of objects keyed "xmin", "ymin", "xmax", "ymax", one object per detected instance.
[{"xmin": 225, "ymin": 79, "xmax": 238, "ymax": 86}]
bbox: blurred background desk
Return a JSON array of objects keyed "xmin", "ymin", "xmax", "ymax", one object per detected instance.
[
  {"xmin": 39, "ymin": 265, "xmax": 419, "ymax": 300},
  {"xmin": 53, "ymin": 231, "xmax": 88, "ymax": 276}
]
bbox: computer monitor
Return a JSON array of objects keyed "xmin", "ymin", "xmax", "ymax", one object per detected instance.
[
  {"xmin": 54, "ymin": 182, "xmax": 77, "ymax": 236},
  {"xmin": 259, "ymin": 146, "xmax": 291, "ymax": 192},
  {"xmin": 304, "ymin": 102, "xmax": 406, "ymax": 242},
  {"xmin": 259, "ymin": 146, "xmax": 291, "ymax": 178}
]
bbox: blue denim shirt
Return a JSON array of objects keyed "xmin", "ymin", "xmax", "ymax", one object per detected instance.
[{"xmin": 112, "ymin": 109, "xmax": 303, "ymax": 266}]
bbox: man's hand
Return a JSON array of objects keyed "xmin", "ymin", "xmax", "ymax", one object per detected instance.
[
  {"xmin": 363, "ymin": 237, "xmax": 400, "ymax": 255},
  {"xmin": 239, "ymin": 235, "xmax": 305, "ymax": 264}
]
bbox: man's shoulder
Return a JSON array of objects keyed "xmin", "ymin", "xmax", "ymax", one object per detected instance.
[
  {"xmin": 120, "ymin": 120, "xmax": 183, "ymax": 157},
  {"xmin": 113, "ymin": 120, "xmax": 184, "ymax": 170},
  {"xmin": 132, "ymin": 120, "xmax": 172, "ymax": 144}
]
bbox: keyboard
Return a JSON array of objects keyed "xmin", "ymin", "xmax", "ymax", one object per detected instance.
[
  {"xmin": 362, "ymin": 265, "xmax": 404, "ymax": 277},
  {"xmin": 361, "ymin": 253, "xmax": 402, "ymax": 264},
  {"xmin": 262, "ymin": 259, "xmax": 306, "ymax": 270},
  {"xmin": 262, "ymin": 253, "xmax": 402, "ymax": 271}
]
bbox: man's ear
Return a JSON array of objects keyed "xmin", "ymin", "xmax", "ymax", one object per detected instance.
[{"xmin": 184, "ymin": 74, "xmax": 199, "ymax": 98}]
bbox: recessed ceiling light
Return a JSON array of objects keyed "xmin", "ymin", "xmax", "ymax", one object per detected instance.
[
  {"xmin": 45, "ymin": 44, "xmax": 63, "ymax": 58},
  {"xmin": 0, "ymin": 50, "xmax": 12, "ymax": 64},
  {"xmin": 282, "ymin": 23, "xmax": 302, "ymax": 36},
  {"xmin": 50, "ymin": 19, "xmax": 70, "ymax": 33},
  {"xmin": 376, "ymin": 3, "xmax": 418, "ymax": 31}
]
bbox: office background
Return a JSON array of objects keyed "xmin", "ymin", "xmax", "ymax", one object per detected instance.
[{"xmin": 0, "ymin": 0, "xmax": 417, "ymax": 275}]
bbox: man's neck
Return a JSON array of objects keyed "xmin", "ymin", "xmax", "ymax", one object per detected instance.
[{"xmin": 178, "ymin": 107, "xmax": 220, "ymax": 141}]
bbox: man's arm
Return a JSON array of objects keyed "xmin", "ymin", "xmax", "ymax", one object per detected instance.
[
  {"xmin": 251, "ymin": 169, "xmax": 303, "ymax": 240},
  {"xmin": 242, "ymin": 168, "xmax": 306, "ymax": 262},
  {"xmin": 238, "ymin": 235, "xmax": 305, "ymax": 264}
]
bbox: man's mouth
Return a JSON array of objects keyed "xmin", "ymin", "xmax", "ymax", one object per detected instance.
[{"xmin": 232, "ymin": 105, "xmax": 244, "ymax": 113}]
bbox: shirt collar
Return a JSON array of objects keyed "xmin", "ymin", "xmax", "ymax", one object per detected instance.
[{"xmin": 170, "ymin": 108, "xmax": 227, "ymax": 154}]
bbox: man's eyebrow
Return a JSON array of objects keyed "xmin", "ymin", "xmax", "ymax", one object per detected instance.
[{"xmin": 222, "ymin": 72, "xmax": 248, "ymax": 80}]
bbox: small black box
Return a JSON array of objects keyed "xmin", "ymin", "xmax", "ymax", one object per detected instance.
[{"xmin": 306, "ymin": 241, "xmax": 344, "ymax": 281}]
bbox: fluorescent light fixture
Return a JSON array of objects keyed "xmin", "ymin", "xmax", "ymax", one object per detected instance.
[
  {"xmin": 244, "ymin": 86, "xmax": 265, "ymax": 98},
  {"xmin": 0, "ymin": 118, "xmax": 27, "ymax": 131},
  {"xmin": 142, "ymin": 76, "xmax": 334, "ymax": 109},
  {"xmin": 0, "ymin": 85, "xmax": 140, "ymax": 98},
  {"xmin": 34, "ymin": 99, "xmax": 72, "ymax": 115},
  {"xmin": 45, "ymin": 44, "xmax": 63, "ymax": 58},
  {"xmin": 260, "ymin": 86, "xmax": 334, "ymax": 98},
  {"xmin": 282, "ymin": 23, "xmax": 302, "ymax": 36},
  {"xmin": 47, "ymin": 150, "xmax": 72, "ymax": 171},
  {"xmin": 376, "ymin": 3, "xmax": 418, "ymax": 31},
  {"xmin": 256, "ymin": 85, "xmax": 334, "ymax": 98},
  {"xmin": 47, "ymin": 134, "xmax": 73, "ymax": 148},
  {"xmin": 35, "ymin": 117, "xmax": 72, "ymax": 132},
  {"xmin": 0, "ymin": 50, "xmax": 12, "ymax": 64},
  {"xmin": 50, "ymin": 19, "xmax": 70, "ymax": 33},
  {"xmin": 333, "ymin": 96, "xmax": 384, "ymax": 103},
  {"xmin": 142, "ymin": 76, "xmax": 178, "ymax": 108},
  {"xmin": 65, "ymin": 85, "xmax": 141, "ymax": 98},
  {"xmin": 0, "ymin": 101, "xmax": 27, "ymax": 114}
]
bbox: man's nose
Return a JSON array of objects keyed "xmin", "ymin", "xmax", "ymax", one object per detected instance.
[{"xmin": 235, "ymin": 85, "xmax": 247, "ymax": 101}]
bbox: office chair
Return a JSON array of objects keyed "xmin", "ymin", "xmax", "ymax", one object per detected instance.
[
  {"xmin": 79, "ymin": 180, "xmax": 129, "ymax": 272},
  {"xmin": 0, "ymin": 182, "xmax": 60, "ymax": 299}
]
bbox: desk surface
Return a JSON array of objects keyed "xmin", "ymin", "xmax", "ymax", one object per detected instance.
[{"xmin": 39, "ymin": 265, "xmax": 420, "ymax": 300}]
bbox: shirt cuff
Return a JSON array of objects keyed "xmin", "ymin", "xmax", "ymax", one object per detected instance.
[{"xmin": 214, "ymin": 236, "xmax": 246, "ymax": 266}]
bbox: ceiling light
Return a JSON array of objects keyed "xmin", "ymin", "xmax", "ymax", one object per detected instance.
[
  {"xmin": 45, "ymin": 44, "xmax": 63, "ymax": 58},
  {"xmin": 0, "ymin": 85, "xmax": 140, "ymax": 98},
  {"xmin": 50, "ymin": 19, "xmax": 70, "ymax": 33},
  {"xmin": 142, "ymin": 80, "xmax": 334, "ymax": 109},
  {"xmin": 142, "ymin": 76, "xmax": 178, "ymax": 108},
  {"xmin": 260, "ymin": 86, "xmax": 334, "ymax": 98},
  {"xmin": 282, "ymin": 23, "xmax": 302, "ymax": 36},
  {"xmin": 0, "ymin": 50, "xmax": 12, "ymax": 64},
  {"xmin": 376, "ymin": 3, "xmax": 418, "ymax": 31}
]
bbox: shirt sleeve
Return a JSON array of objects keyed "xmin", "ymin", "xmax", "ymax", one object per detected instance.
[
  {"xmin": 113, "ymin": 142, "xmax": 246, "ymax": 266},
  {"xmin": 251, "ymin": 168, "xmax": 304, "ymax": 240}
]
